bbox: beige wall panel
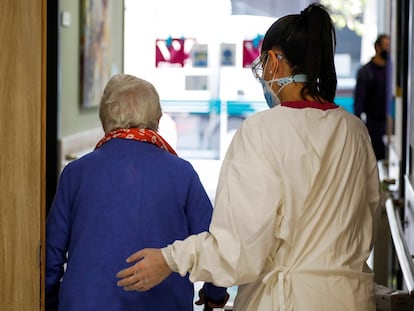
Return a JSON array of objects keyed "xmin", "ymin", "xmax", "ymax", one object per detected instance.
[{"xmin": 0, "ymin": 0, "xmax": 45, "ymax": 310}]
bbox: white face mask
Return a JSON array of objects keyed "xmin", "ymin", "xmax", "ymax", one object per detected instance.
[{"xmin": 259, "ymin": 74, "xmax": 308, "ymax": 108}]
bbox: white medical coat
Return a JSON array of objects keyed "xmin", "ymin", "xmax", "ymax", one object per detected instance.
[{"xmin": 163, "ymin": 101, "xmax": 381, "ymax": 311}]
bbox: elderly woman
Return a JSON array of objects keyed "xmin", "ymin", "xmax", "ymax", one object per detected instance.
[{"xmin": 45, "ymin": 74, "xmax": 228, "ymax": 311}]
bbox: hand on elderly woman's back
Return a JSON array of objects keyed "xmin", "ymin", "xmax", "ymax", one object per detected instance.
[{"xmin": 116, "ymin": 248, "xmax": 172, "ymax": 291}]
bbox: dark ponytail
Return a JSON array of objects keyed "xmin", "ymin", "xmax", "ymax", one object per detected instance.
[{"xmin": 261, "ymin": 3, "xmax": 337, "ymax": 102}]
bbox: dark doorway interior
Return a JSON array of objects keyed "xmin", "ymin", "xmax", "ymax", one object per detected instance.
[{"xmin": 46, "ymin": 0, "xmax": 59, "ymax": 215}]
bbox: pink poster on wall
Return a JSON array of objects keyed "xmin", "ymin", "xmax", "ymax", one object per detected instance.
[
  {"xmin": 242, "ymin": 36, "xmax": 263, "ymax": 68},
  {"xmin": 155, "ymin": 37, "xmax": 195, "ymax": 67}
]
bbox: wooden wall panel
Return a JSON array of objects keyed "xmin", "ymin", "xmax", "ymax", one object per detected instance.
[{"xmin": 0, "ymin": 0, "xmax": 46, "ymax": 310}]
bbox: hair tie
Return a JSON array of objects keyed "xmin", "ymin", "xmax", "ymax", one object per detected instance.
[
  {"xmin": 300, "ymin": 8, "xmax": 308, "ymax": 16},
  {"xmin": 300, "ymin": 7, "xmax": 309, "ymax": 22}
]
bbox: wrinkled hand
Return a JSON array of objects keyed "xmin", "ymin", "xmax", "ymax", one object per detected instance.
[
  {"xmin": 116, "ymin": 248, "xmax": 172, "ymax": 291},
  {"xmin": 194, "ymin": 288, "xmax": 230, "ymax": 310}
]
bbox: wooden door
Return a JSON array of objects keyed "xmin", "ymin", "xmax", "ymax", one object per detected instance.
[{"xmin": 0, "ymin": 0, "xmax": 46, "ymax": 310}]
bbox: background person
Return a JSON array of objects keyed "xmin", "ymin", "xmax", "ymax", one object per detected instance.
[
  {"xmin": 116, "ymin": 4, "xmax": 381, "ymax": 310},
  {"xmin": 353, "ymin": 34, "xmax": 391, "ymax": 161},
  {"xmin": 45, "ymin": 74, "xmax": 228, "ymax": 311}
]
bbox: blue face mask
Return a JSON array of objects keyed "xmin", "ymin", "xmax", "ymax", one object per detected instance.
[
  {"xmin": 259, "ymin": 77, "xmax": 279, "ymax": 108},
  {"xmin": 259, "ymin": 74, "xmax": 308, "ymax": 108}
]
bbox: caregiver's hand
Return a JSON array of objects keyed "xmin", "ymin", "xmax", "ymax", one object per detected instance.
[{"xmin": 116, "ymin": 248, "xmax": 172, "ymax": 291}]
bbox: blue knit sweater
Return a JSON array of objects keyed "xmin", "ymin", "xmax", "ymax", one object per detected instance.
[{"xmin": 46, "ymin": 139, "xmax": 226, "ymax": 310}]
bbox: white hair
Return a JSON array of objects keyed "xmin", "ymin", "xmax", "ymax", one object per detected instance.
[{"xmin": 99, "ymin": 74, "xmax": 162, "ymax": 133}]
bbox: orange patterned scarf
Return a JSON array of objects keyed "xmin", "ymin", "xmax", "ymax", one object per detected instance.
[{"xmin": 95, "ymin": 128, "xmax": 177, "ymax": 156}]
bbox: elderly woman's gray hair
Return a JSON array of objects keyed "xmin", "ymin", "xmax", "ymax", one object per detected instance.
[{"xmin": 99, "ymin": 74, "xmax": 162, "ymax": 133}]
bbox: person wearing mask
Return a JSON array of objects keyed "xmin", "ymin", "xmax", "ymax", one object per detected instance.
[
  {"xmin": 116, "ymin": 4, "xmax": 381, "ymax": 310},
  {"xmin": 353, "ymin": 34, "xmax": 390, "ymax": 161},
  {"xmin": 45, "ymin": 74, "xmax": 228, "ymax": 311}
]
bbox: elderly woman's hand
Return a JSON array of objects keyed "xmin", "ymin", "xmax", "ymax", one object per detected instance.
[{"xmin": 116, "ymin": 248, "xmax": 172, "ymax": 291}]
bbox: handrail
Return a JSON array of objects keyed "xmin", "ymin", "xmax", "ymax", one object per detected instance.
[{"xmin": 385, "ymin": 197, "xmax": 414, "ymax": 294}]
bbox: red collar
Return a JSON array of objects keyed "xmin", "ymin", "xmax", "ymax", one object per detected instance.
[
  {"xmin": 95, "ymin": 128, "xmax": 177, "ymax": 155},
  {"xmin": 281, "ymin": 100, "xmax": 338, "ymax": 110}
]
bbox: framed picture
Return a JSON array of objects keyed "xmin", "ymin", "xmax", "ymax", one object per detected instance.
[{"xmin": 80, "ymin": 0, "xmax": 113, "ymax": 108}]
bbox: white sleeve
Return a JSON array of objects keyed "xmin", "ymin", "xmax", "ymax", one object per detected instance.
[
  {"xmin": 366, "ymin": 143, "xmax": 382, "ymax": 248},
  {"xmin": 163, "ymin": 120, "xmax": 284, "ymax": 287}
]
